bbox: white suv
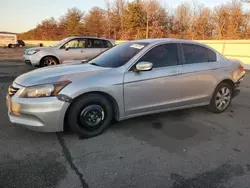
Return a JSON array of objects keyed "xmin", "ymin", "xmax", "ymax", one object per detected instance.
[{"xmin": 24, "ymin": 36, "xmax": 115, "ymax": 67}]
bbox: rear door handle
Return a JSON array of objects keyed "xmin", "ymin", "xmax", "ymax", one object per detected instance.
[{"xmin": 81, "ymin": 50, "xmax": 85, "ymax": 53}]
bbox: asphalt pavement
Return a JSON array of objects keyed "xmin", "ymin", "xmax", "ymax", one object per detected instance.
[{"xmin": 1, "ymin": 61, "xmax": 250, "ymax": 188}]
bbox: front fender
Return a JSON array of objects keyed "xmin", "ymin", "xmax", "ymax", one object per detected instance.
[
  {"xmin": 60, "ymin": 82, "xmax": 125, "ymax": 120},
  {"xmin": 38, "ymin": 50, "xmax": 61, "ymax": 63}
]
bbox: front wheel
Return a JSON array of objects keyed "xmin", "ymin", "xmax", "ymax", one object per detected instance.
[
  {"xmin": 8, "ymin": 44, "xmax": 15, "ymax": 48},
  {"xmin": 208, "ymin": 82, "xmax": 233, "ymax": 113},
  {"xmin": 67, "ymin": 94, "xmax": 113, "ymax": 138},
  {"xmin": 40, "ymin": 57, "xmax": 58, "ymax": 67}
]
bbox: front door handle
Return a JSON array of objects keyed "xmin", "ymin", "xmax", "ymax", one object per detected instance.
[{"xmin": 81, "ymin": 50, "xmax": 85, "ymax": 53}]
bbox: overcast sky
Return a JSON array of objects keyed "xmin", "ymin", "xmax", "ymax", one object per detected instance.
[{"xmin": 1, "ymin": 0, "xmax": 250, "ymax": 33}]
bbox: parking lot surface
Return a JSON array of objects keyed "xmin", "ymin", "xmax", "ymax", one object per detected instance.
[{"xmin": 0, "ymin": 61, "xmax": 250, "ymax": 188}]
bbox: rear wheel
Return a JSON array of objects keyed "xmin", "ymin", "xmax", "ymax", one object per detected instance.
[
  {"xmin": 40, "ymin": 57, "xmax": 58, "ymax": 67},
  {"xmin": 208, "ymin": 82, "xmax": 233, "ymax": 113},
  {"xmin": 67, "ymin": 94, "xmax": 113, "ymax": 138}
]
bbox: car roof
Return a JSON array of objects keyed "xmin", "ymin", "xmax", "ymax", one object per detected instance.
[
  {"xmin": 129, "ymin": 38, "xmax": 215, "ymax": 51},
  {"xmin": 130, "ymin": 38, "xmax": 179, "ymax": 43},
  {"xmin": 130, "ymin": 38, "xmax": 204, "ymax": 45},
  {"xmin": 67, "ymin": 36, "xmax": 111, "ymax": 40}
]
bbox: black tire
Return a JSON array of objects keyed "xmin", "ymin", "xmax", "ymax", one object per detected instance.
[
  {"xmin": 8, "ymin": 44, "xmax": 14, "ymax": 48},
  {"xmin": 40, "ymin": 56, "xmax": 58, "ymax": 67},
  {"xmin": 67, "ymin": 94, "xmax": 113, "ymax": 138},
  {"xmin": 208, "ymin": 82, "xmax": 233, "ymax": 113}
]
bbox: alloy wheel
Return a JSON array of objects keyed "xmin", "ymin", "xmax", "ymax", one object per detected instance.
[
  {"xmin": 43, "ymin": 58, "xmax": 57, "ymax": 66},
  {"xmin": 215, "ymin": 87, "xmax": 231, "ymax": 110}
]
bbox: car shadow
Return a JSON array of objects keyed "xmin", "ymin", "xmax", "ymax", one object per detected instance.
[{"xmin": 109, "ymin": 107, "xmax": 216, "ymax": 154}]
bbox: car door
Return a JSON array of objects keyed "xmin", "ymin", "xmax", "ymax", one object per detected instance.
[
  {"xmin": 180, "ymin": 43, "xmax": 218, "ymax": 105},
  {"xmin": 56, "ymin": 38, "xmax": 87, "ymax": 63},
  {"xmin": 124, "ymin": 43, "xmax": 183, "ymax": 116},
  {"xmin": 84, "ymin": 38, "xmax": 104, "ymax": 60}
]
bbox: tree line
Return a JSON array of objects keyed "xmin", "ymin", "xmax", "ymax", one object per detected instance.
[{"xmin": 18, "ymin": 0, "xmax": 250, "ymax": 40}]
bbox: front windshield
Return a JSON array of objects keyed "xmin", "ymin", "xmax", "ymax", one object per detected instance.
[
  {"xmin": 88, "ymin": 42, "xmax": 149, "ymax": 68},
  {"xmin": 52, "ymin": 37, "xmax": 72, "ymax": 48}
]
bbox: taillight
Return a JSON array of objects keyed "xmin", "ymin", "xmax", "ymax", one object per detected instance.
[{"xmin": 239, "ymin": 65, "xmax": 245, "ymax": 71}]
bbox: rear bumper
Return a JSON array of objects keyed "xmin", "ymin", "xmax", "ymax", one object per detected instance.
[
  {"xmin": 232, "ymin": 75, "xmax": 244, "ymax": 98},
  {"xmin": 232, "ymin": 88, "xmax": 240, "ymax": 98},
  {"xmin": 235, "ymin": 75, "xmax": 244, "ymax": 88}
]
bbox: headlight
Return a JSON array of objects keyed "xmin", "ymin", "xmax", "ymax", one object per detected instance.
[
  {"xmin": 26, "ymin": 49, "xmax": 40, "ymax": 55},
  {"xmin": 17, "ymin": 81, "xmax": 71, "ymax": 98}
]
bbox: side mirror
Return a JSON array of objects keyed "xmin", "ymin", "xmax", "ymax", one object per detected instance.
[
  {"xmin": 65, "ymin": 47, "xmax": 70, "ymax": 51},
  {"xmin": 136, "ymin": 62, "xmax": 153, "ymax": 71}
]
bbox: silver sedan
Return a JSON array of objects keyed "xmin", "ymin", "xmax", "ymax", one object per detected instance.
[{"xmin": 7, "ymin": 38, "xmax": 245, "ymax": 138}]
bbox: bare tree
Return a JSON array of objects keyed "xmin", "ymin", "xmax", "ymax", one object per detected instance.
[
  {"xmin": 175, "ymin": 2, "xmax": 192, "ymax": 39},
  {"xmin": 142, "ymin": 0, "xmax": 168, "ymax": 38},
  {"xmin": 113, "ymin": 0, "xmax": 126, "ymax": 39},
  {"xmin": 18, "ymin": 0, "xmax": 250, "ymax": 40},
  {"xmin": 194, "ymin": 7, "xmax": 213, "ymax": 39},
  {"xmin": 213, "ymin": 5, "xmax": 229, "ymax": 39},
  {"xmin": 84, "ymin": 7, "xmax": 107, "ymax": 37}
]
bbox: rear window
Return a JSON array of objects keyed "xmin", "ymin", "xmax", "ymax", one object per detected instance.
[
  {"xmin": 102, "ymin": 40, "xmax": 113, "ymax": 48},
  {"xmin": 207, "ymin": 48, "xmax": 217, "ymax": 62}
]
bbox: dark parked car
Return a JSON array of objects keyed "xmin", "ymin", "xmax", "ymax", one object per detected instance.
[
  {"xmin": 8, "ymin": 40, "xmax": 25, "ymax": 48},
  {"xmin": 17, "ymin": 40, "xmax": 25, "ymax": 47}
]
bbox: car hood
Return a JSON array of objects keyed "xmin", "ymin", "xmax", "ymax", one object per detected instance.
[
  {"xmin": 14, "ymin": 63, "xmax": 108, "ymax": 87},
  {"xmin": 25, "ymin": 46, "xmax": 56, "ymax": 52}
]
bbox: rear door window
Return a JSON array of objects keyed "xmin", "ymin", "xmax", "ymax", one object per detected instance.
[
  {"xmin": 87, "ymin": 39, "xmax": 103, "ymax": 48},
  {"xmin": 182, "ymin": 44, "xmax": 217, "ymax": 64}
]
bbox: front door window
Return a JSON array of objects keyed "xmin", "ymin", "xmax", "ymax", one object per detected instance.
[
  {"xmin": 138, "ymin": 43, "xmax": 179, "ymax": 68},
  {"xmin": 63, "ymin": 39, "xmax": 86, "ymax": 49}
]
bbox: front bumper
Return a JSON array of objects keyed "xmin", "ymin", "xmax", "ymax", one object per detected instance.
[
  {"xmin": 23, "ymin": 54, "xmax": 41, "ymax": 67},
  {"xmin": 6, "ymin": 95, "xmax": 70, "ymax": 132}
]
